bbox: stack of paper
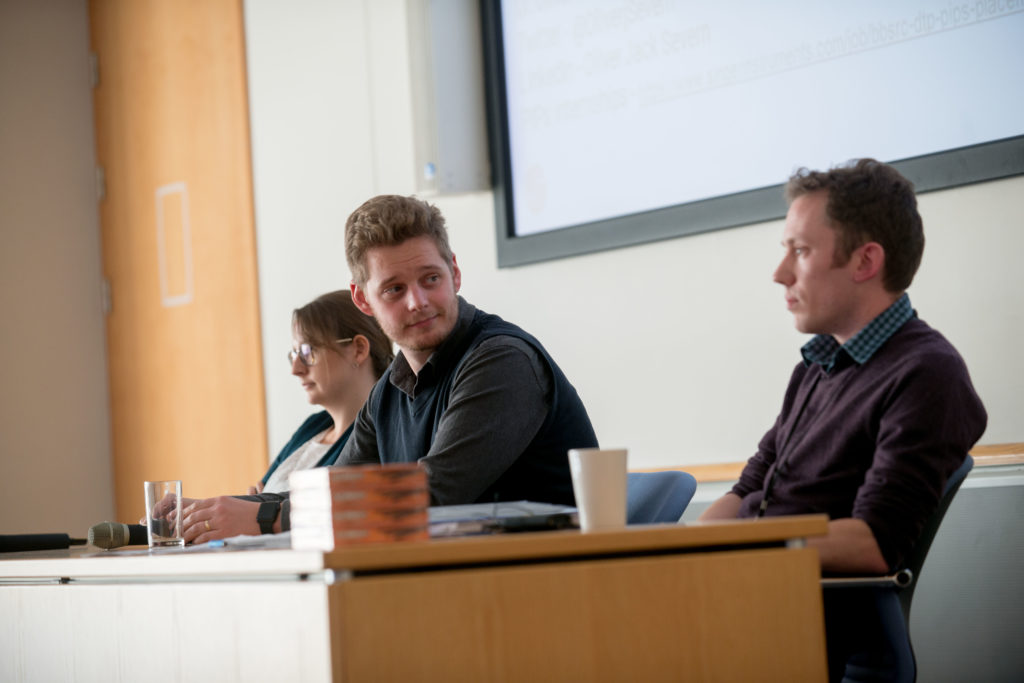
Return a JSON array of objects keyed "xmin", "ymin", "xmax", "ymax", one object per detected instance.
[{"xmin": 289, "ymin": 464, "xmax": 429, "ymax": 550}]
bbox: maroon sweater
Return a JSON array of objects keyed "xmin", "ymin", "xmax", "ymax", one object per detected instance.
[{"xmin": 732, "ymin": 318, "xmax": 987, "ymax": 569}]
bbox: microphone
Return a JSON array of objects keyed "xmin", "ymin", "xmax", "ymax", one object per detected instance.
[
  {"xmin": 0, "ymin": 534, "xmax": 87, "ymax": 553},
  {"xmin": 88, "ymin": 522, "xmax": 149, "ymax": 549}
]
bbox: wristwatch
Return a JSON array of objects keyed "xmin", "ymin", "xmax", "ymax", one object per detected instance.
[{"xmin": 256, "ymin": 501, "xmax": 281, "ymax": 535}]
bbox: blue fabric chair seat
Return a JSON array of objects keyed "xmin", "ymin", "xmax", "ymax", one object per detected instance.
[{"xmin": 626, "ymin": 471, "xmax": 697, "ymax": 524}]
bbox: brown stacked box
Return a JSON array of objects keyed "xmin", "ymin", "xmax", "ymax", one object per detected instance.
[{"xmin": 289, "ymin": 463, "xmax": 430, "ymax": 550}]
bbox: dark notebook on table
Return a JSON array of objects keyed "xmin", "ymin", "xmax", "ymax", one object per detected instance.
[{"xmin": 428, "ymin": 500, "xmax": 578, "ymax": 537}]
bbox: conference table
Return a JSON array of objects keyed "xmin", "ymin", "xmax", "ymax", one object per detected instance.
[{"xmin": 1, "ymin": 515, "xmax": 828, "ymax": 682}]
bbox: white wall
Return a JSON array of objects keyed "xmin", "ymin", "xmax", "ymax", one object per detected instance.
[
  {"xmin": 0, "ymin": 0, "xmax": 114, "ymax": 534},
  {"xmin": 245, "ymin": 0, "xmax": 1023, "ymax": 469}
]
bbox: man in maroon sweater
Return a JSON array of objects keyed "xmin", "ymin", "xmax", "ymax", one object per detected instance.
[
  {"xmin": 700, "ymin": 159, "xmax": 986, "ymax": 680},
  {"xmin": 699, "ymin": 159, "xmax": 987, "ymax": 575}
]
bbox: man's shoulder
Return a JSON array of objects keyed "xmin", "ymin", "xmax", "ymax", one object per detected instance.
[
  {"xmin": 865, "ymin": 317, "xmax": 975, "ymax": 390},
  {"xmin": 881, "ymin": 317, "xmax": 966, "ymax": 364},
  {"xmin": 470, "ymin": 334, "xmax": 547, "ymax": 373},
  {"xmin": 475, "ymin": 332, "xmax": 538, "ymax": 351},
  {"xmin": 463, "ymin": 305, "xmax": 545, "ymax": 354},
  {"xmin": 470, "ymin": 305, "xmax": 525, "ymax": 335},
  {"xmin": 453, "ymin": 312, "xmax": 553, "ymax": 389},
  {"xmin": 472, "ymin": 310, "xmax": 552, "ymax": 363}
]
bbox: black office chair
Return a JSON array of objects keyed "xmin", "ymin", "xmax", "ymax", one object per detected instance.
[
  {"xmin": 626, "ymin": 470, "xmax": 698, "ymax": 524},
  {"xmin": 820, "ymin": 454, "xmax": 974, "ymax": 683}
]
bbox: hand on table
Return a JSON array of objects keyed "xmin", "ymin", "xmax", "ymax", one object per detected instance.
[
  {"xmin": 139, "ymin": 495, "xmax": 197, "ymax": 526},
  {"xmin": 179, "ymin": 496, "xmax": 261, "ymax": 544}
]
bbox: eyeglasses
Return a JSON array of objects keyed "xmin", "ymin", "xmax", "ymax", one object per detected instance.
[{"xmin": 288, "ymin": 338, "xmax": 353, "ymax": 366}]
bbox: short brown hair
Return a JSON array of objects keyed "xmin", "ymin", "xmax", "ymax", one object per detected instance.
[
  {"xmin": 344, "ymin": 195, "xmax": 454, "ymax": 286},
  {"xmin": 293, "ymin": 290, "xmax": 394, "ymax": 378},
  {"xmin": 785, "ymin": 158, "xmax": 924, "ymax": 292}
]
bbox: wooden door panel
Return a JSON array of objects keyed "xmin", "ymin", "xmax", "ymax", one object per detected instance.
[{"xmin": 90, "ymin": 0, "xmax": 266, "ymax": 519}]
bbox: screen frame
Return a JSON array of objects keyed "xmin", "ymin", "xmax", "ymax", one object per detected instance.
[{"xmin": 480, "ymin": 1, "xmax": 1024, "ymax": 269}]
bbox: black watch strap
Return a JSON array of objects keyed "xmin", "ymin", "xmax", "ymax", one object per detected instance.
[{"xmin": 256, "ymin": 501, "xmax": 281, "ymax": 535}]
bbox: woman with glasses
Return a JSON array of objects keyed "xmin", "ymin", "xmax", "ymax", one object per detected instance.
[
  {"xmin": 173, "ymin": 290, "xmax": 393, "ymax": 542},
  {"xmin": 256, "ymin": 289, "xmax": 394, "ymax": 494}
]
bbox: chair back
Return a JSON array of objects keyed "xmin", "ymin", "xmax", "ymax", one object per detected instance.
[
  {"xmin": 896, "ymin": 454, "xmax": 973, "ymax": 621},
  {"xmin": 825, "ymin": 454, "xmax": 974, "ymax": 683},
  {"xmin": 626, "ymin": 471, "xmax": 697, "ymax": 524}
]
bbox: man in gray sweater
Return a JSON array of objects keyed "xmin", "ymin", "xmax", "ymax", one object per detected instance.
[{"xmin": 339, "ymin": 194, "xmax": 598, "ymax": 506}]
